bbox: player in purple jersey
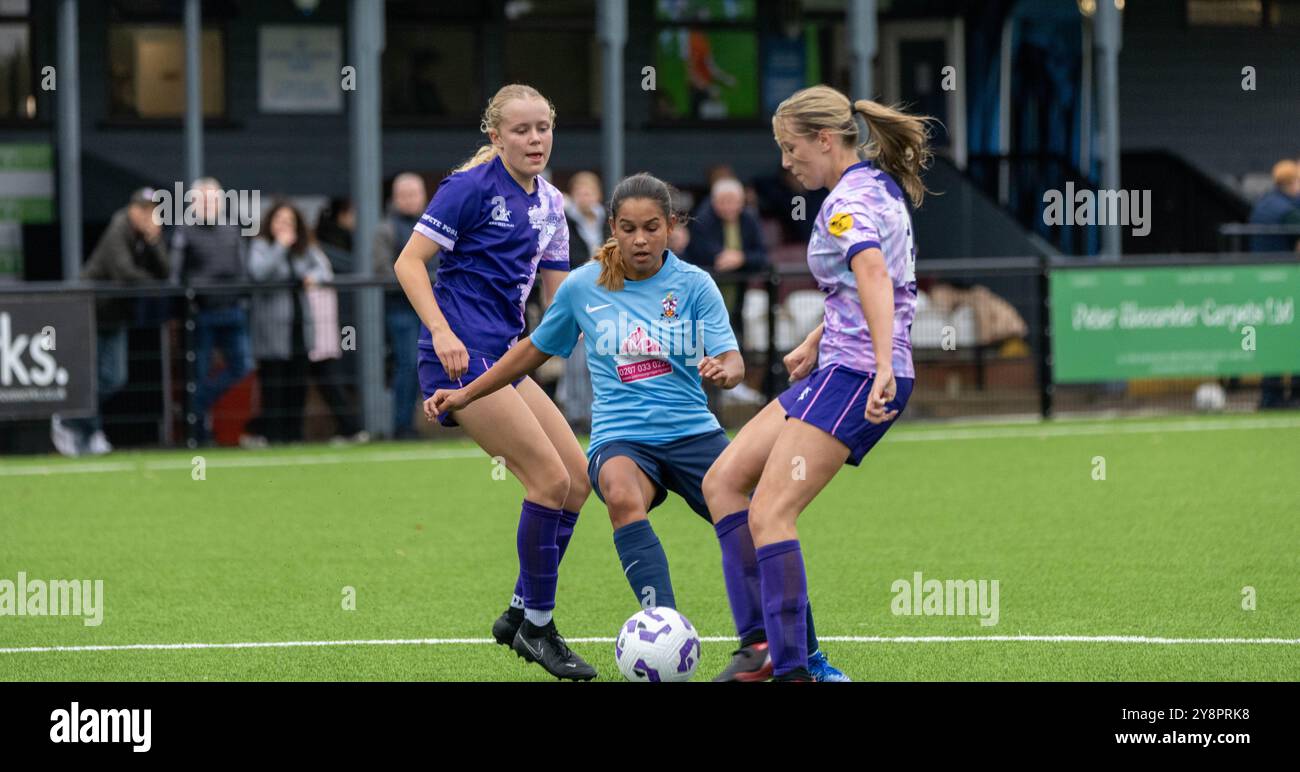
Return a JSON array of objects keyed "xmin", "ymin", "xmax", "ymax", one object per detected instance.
[
  {"xmin": 392, "ymin": 84, "xmax": 595, "ymax": 680},
  {"xmin": 702, "ymin": 85, "xmax": 936, "ymax": 680}
]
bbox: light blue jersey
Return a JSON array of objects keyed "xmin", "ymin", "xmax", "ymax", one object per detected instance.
[{"xmin": 529, "ymin": 250, "xmax": 739, "ymax": 454}]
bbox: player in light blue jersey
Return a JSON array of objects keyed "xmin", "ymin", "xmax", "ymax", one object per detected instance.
[
  {"xmin": 393, "ymin": 84, "xmax": 595, "ymax": 681},
  {"xmin": 430, "ymin": 173, "xmax": 849, "ymax": 681},
  {"xmin": 703, "ymin": 85, "xmax": 935, "ymax": 681}
]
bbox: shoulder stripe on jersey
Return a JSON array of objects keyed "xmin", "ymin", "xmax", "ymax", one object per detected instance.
[{"xmin": 414, "ymin": 222, "xmax": 455, "ymax": 252}]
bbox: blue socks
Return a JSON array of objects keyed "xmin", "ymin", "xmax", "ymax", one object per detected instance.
[{"xmin": 612, "ymin": 519, "xmax": 676, "ymax": 610}]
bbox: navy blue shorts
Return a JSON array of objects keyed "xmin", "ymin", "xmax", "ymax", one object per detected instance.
[
  {"xmin": 587, "ymin": 429, "xmax": 730, "ymax": 522},
  {"xmin": 417, "ymin": 347, "xmax": 526, "ymax": 427},
  {"xmin": 777, "ymin": 365, "xmax": 914, "ymax": 466}
]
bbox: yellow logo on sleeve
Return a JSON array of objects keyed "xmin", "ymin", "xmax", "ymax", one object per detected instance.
[{"xmin": 828, "ymin": 212, "xmax": 854, "ymax": 236}]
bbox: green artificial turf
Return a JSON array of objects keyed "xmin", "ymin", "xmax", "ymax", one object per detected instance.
[{"xmin": 2, "ymin": 412, "xmax": 1298, "ymax": 681}]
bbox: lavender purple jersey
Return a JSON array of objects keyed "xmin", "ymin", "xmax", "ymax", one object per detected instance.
[
  {"xmin": 412, "ymin": 155, "xmax": 569, "ymax": 359},
  {"xmin": 807, "ymin": 160, "xmax": 917, "ymax": 377}
]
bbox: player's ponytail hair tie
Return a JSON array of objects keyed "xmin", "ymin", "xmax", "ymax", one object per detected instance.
[
  {"xmin": 454, "ymin": 84, "xmax": 557, "ymax": 173},
  {"xmin": 596, "ymin": 173, "xmax": 683, "ymax": 292},
  {"xmin": 773, "ymin": 85, "xmax": 938, "ymax": 208},
  {"xmin": 594, "ymin": 237, "xmax": 625, "ymax": 291}
]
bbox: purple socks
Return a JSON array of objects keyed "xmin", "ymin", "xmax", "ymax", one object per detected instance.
[
  {"xmin": 714, "ymin": 510, "xmax": 765, "ymax": 643},
  {"xmin": 756, "ymin": 539, "xmax": 808, "ymax": 677},
  {"xmin": 511, "ymin": 508, "xmax": 578, "ymax": 608},
  {"xmin": 516, "ymin": 501, "xmax": 566, "ymax": 612}
]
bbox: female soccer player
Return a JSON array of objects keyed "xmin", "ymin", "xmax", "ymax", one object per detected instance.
[
  {"xmin": 701, "ymin": 85, "xmax": 932, "ymax": 681},
  {"xmin": 429, "ymin": 173, "xmax": 849, "ymax": 682},
  {"xmin": 392, "ymin": 84, "xmax": 595, "ymax": 681}
]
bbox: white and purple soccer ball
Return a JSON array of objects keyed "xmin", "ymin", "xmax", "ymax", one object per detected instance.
[{"xmin": 614, "ymin": 607, "xmax": 701, "ymax": 682}]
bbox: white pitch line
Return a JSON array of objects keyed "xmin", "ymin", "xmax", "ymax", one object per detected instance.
[
  {"xmin": 0, "ymin": 448, "xmax": 486, "ymax": 477},
  {"xmin": 891, "ymin": 415, "xmax": 1300, "ymax": 443},
  {"xmin": 2, "ymin": 415, "xmax": 1297, "ymax": 478},
  {"xmin": 3, "ymin": 634, "xmax": 1300, "ymax": 655}
]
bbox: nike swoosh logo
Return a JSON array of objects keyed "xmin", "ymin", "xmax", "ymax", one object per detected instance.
[
  {"xmin": 623, "ymin": 560, "xmax": 639, "ymax": 576},
  {"xmin": 585, "ymin": 303, "xmax": 613, "ymax": 314},
  {"xmin": 523, "ymin": 639, "xmax": 543, "ymax": 658}
]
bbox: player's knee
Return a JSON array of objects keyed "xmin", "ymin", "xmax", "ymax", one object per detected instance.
[
  {"xmin": 747, "ymin": 500, "xmax": 778, "ymax": 541},
  {"xmin": 602, "ymin": 480, "xmax": 645, "ymax": 524},
  {"xmin": 567, "ymin": 470, "xmax": 592, "ymax": 504},
  {"xmin": 525, "ymin": 463, "xmax": 570, "ymax": 509},
  {"xmin": 701, "ymin": 464, "xmax": 729, "ymax": 506}
]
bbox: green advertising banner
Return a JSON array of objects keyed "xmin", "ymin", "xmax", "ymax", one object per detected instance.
[{"xmin": 1050, "ymin": 264, "xmax": 1300, "ymax": 382}]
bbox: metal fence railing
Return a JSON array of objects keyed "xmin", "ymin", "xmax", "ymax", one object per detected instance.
[
  {"xmin": 1217, "ymin": 223, "xmax": 1300, "ymax": 253},
  {"xmin": 2, "ymin": 250, "xmax": 1297, "ymax": 454}
]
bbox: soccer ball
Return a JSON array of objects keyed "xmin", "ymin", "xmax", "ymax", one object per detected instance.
[
  {"xmin": 1194, "ymin": 382, "xmax": 1226, "ymax": 412},
  {"xmin": 614, "ymin": 607, "xmax": 701, "ymax": 682}
]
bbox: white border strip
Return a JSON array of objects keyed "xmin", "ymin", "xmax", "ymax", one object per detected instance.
[{"xmin": 4, "ymin": 634, "xmax": 1300, "ymax": 654}]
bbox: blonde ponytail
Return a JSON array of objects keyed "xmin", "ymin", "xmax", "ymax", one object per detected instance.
[
  {"xmin": 852, "ymin": 99, "xmax": 935, "ymax": 207},
  {"xmin": 593, "ymin": 238, "xmax": 625, "ymax": 291},
  {"xmin": 454, "ymin": 145, "xmax": 500, "ymax": 173},
  {"xmin": 773, "ymin": 85, "xmax": 937, "ymax": 207},
  {"xmin": 453, "ymin": 83, "xmax": 557, "ymax": 173}
]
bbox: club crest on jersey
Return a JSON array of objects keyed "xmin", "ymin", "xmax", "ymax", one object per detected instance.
[
  {"xmin": 490, "ymin": 195, "xmax": 511, "ymax": 224},
  {"xmin": 660, "ymin": 291, "xmax": 679, "ymax": 320},
  {"xmin": 828, "ymin": 212, "xmax": 853, "ymax": 236}
]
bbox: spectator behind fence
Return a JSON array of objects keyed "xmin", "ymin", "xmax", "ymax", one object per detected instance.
[
  {"xmin": 316, "ymin": 197, "xmax": 355, "ymax": 275},
  {"xmin": 754, "ymin": 166, "xmax": 829, "ymax": 243},
  {"xmin": 564, "ymin": 171, "xmax": 606, "ymax": 268},
  {"xmin": 246, "ymin": 201, "xmax": 368, "ymax": 446},
  {"xmin": 373, "ymin": 172, "xmax": 436, "ymax": 439},
  {"xmin": 1250, "ymin": 160, "xmax": 1300, "ymax": 408},
  {"xmin": 684, "ymin": 176, "xmax": 769, "ymax": 333},
  {"xmin": 1248, "ymin": 159, "xmax": 1300, "ymax": 252},
  {"xmin": 170, "ymin": 177, "xmax": 252, "ymax": 446},
  {"xmin": 557, "ymin": 171, "xmax": 607, "ymax": 429},
  {"xmin": 51, "ymin": 187, "xmax": 169, "ymax": 457},
  {"xmin": 683, "ymin": 177, "xmax": 768, "ymax": 405}
]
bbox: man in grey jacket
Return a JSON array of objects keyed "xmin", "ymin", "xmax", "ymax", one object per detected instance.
[
  {"xmin": 52, "ymin": 188, "xmax": 169, "ymax": 456},
  {"xmin": 170, "ymin": 178, "xmax": 252, "ymax": 445}
]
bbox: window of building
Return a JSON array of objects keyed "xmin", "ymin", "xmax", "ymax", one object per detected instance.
[
  {"xmin": 0, "ymin": 0, "xmax": 35, "ymax": 121},
  {"xmin": 383, "ymin": 23, "xmax": 483, "ymax": 121},
  {"xmin": 651, "ymin": 0, "xmax": 835, "ymax": 125},
  {"xmin": 383, "ymin": 1, "xmax": 599, "ymax": 123},
  {"xmin": 104, "ymin": 0, "xmax": 233, "ymax": 120},
  {"xmin": 503, "ymin": 0, "xmax": 598, "ymax": 122},
  {"xmin": 107, "ymin": 25, "xmax": 226, "ymax": 119},
  {"xmin": 1186, "ymin": 0, "xmax": 1300, "ymax": 26}
]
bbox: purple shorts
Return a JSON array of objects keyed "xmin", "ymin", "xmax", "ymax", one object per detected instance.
[
  {"xmin": 417, "ymin": 347, "xmax": 526, "ymax": 427},
  {"xmin": 776, "ymin": 364, "xmax": 914, "ymax": 466}
]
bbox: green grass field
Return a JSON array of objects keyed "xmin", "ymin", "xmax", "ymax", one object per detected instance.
[{"xmin": 2, "ymin": 412, "xmax": 1299, "ymax": 681}]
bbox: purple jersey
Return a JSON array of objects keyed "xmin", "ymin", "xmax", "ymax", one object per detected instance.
[
  {"xmin": 413, "ymin": 155, "xmax": 569, "ymax": 359},
  {"xmin": 807, "ymin": 160, "xmax": 917, "ymax": 377}
]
